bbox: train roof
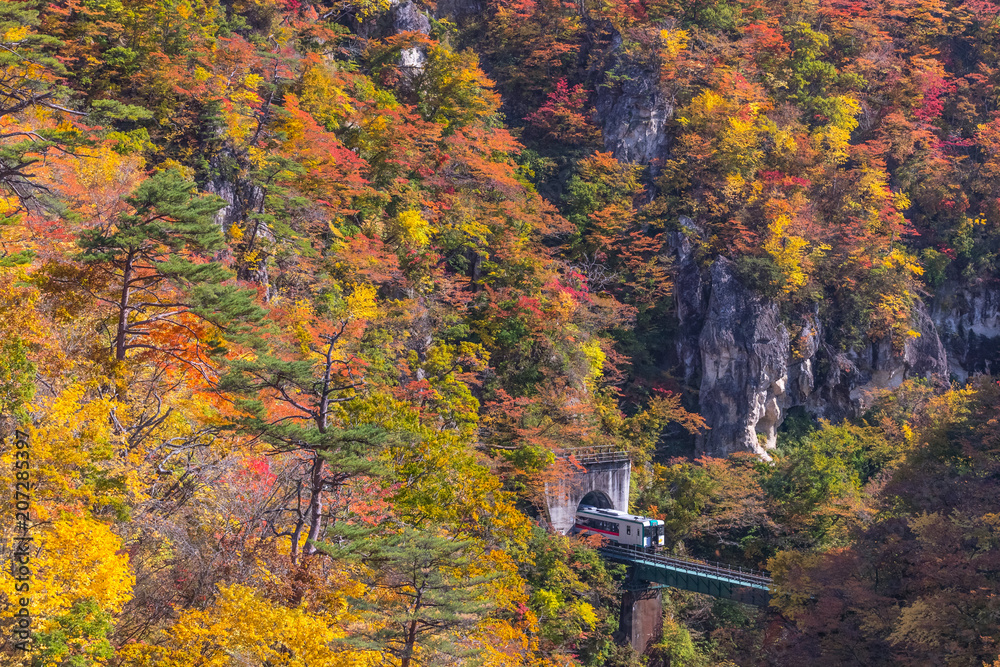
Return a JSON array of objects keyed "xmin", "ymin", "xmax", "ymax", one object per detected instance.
[{"xmin": 576, "ymin": 505, "xmax": 662, "ymax": 525}]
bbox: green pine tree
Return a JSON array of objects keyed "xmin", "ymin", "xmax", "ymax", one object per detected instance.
[
  {"xmin": 77, "ymin": 168, "xmax": 263, "ymax": 363},
  {"xmin": 323, "ymin": 526, "xmax": 498, "ymax": 667},
  {"xmin": 217, "ymin": 314, "xmax": 387, "ymax": 563},
  {"xmin": 0, "ymin": 0, "xmax": 80, "ymax": 228}
]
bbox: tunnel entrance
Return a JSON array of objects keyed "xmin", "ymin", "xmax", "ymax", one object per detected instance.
[{"xmin": 578, "ymin": 490, "xmax": 614, "ymax": 510}]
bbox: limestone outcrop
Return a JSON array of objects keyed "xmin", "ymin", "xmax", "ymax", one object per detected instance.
[{"xmin": 670, "ymin": 244, "xmax": 950, "ymax": 458}]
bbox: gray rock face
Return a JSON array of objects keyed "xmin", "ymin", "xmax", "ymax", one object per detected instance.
[
  {"xmin": 804, "ymin": 300, "xmax": 948, "ymax": 419},
  {"xmin": 902, "ymin": 300, "xmax": 950, "ymax": 383},
  {"xmin": 392, "ymin": 0, "xmax": 431, "ymax": 35},
  {"xmin": 670, "ymin": 252, "xmax": 950, "ymax": 458},
  {"xmin": 670, "ymin": 219, "xmax": 706, "ymax": 388},
  {"xmin": 593, "ymin": 47, "xmax": 674, "ymax": 168},
  {"xmin": 357, "ymin": 2, "xmax": 431, "ymax": 63},
  {"xmin": 434, "ymin": 0, "xmax": 481, "ymax": 19},
  {"xmin": 391, "ymin": 1, "xmax": 431, "ymax": 74},
  {"xmin": 698, "ymin": 258, "xmax": 789, "ymax": 459},
  {"xmin": 206, "ymin": 148, "xmax": 264, "ymax": 233},
  {"xmin": 931, "ymin": 282, "xmax": 1000, "ymax": 380},
  {"xmin": 205, "ymin": 148, "xmax": 271, "ymax": 289}
]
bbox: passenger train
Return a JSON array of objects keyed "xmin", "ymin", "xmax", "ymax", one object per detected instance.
[{"xmin": 573, "ymin": 505, "xmax": 664, "ymax": 549}]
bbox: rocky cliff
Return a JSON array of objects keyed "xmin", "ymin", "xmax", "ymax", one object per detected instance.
[
  {"xmin": 670, "ymin": 241, "xmax": 951, "ymax": 458},
  {"xmin": 591, "ymin": 60, "xmax": 972, "ymax": 458},
  {"xmin": 593, "ymin": 40, "xmax": 675, "ymax": 170},
  {"xmin": 696, "ymin": 257, "xmax": 790, "ymax": 458},
  {"xmin": 930, "ymin": 282, "xmax": 1000, "ymax": 381}
]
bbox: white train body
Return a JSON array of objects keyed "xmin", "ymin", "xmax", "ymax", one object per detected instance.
[{"xmin": 573, "ymin": 505, "xmax": 665, "ymax": 548}]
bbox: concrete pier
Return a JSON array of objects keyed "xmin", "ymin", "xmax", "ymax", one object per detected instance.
[{"xmin": 617, "ymin": 586, "xmax": 663, "ymax": 653}]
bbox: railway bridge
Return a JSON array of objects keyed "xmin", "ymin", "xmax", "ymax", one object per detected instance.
[
  {"xmin": 544, "ymin": 447, "xmax": 773, "ymax": 653},
  {"xmin": 600, "ymin": 545, "xmax": 772, "ymax": 607},
  {"xmin": 602, "ymin": 543, "xmax": 772, "ymax": 651}
]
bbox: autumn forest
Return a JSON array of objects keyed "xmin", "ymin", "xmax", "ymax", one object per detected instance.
[{"xmin": 2, "ymin": 0, "xmax": 1000, "ymax": 663}]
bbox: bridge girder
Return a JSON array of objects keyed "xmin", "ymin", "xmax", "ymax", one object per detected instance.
[{"xmin": 601, "ymin": 547, "xmax": 772, "ymax": 607}]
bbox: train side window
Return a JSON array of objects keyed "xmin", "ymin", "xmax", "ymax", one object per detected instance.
[{"xmin": 626, "ymin": 526, "xmax": 631, "ymax": 535}]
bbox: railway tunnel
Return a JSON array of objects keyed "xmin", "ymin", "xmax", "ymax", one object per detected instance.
[
  {"xmin": 542, "ymin": 447, "xmax": 631, "ymax": 534},
  {"xmin": 542, "ymin": 446, "xmax": 771, "ymax": 655},
  {"xmin": 578, "ymin": 489, "xmax": 615, "ymax": 510}
]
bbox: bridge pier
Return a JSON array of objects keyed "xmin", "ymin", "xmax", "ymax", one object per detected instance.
[{"xmin": 617, "ymin": 585, "xmax": 663, "ymax": 654}]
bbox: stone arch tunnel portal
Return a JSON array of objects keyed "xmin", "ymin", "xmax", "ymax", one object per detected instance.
[
  {"xmin": 543, "ymin": 449, "xmax": 631, "ymax": 534},
  {"xmin": 579, "ymin": 490, "xmax": 614, "ymax": 510}
]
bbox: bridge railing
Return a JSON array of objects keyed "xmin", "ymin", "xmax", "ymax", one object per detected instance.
[
  {"xmin": 599, "ymin": 544, "xmax": 772, "ymax": 588},
  {"xmin": 556, "ymin": 445, "xmax": 630, "ymax": 466}
]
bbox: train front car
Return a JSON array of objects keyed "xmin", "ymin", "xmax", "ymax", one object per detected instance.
[
  {"xmin": 641, "ymin": 516, "xmax": 664, "ymax": 550},
  {"xmin": 574, "ymin": 506, "xmax": 665, "ymax": 551}
]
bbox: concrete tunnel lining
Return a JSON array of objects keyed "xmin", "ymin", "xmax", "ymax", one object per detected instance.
[
  {"xmin": 543, "ymin": 458, "xmax": 632, "ymax": 534},
  {"xmin": 579, "ymin": 490, "xmax": 615, "ymax": 509}
]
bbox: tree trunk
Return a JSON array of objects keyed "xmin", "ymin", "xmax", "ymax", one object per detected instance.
[
  {"xmin": 303, "ymin": 454, "xmax": 324, "ymax": 556},
  {"xmin": 115, "ymin": 256, "xmax": 134, "ymax": 361},
  {"xmin": 401, "ymin": 619, "xmax": 419, "ymax": 667}
]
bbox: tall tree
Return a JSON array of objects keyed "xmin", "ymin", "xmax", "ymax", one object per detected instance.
[
  {"xmin": 328, "ymin": 527, "xmax": 497, "ymax": 667},
  {"xmin": 77, "ymin": 168, "xmax": 262, "ymax": 365},
  {"xmin": 218, "ymin": 299, "xmax": 386, "ymax": 563},
  {"xmin": 0, "ymin": 1, "xmax": 80, "ymax": 213}
]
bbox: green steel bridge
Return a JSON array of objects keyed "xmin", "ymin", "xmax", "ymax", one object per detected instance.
[{"xmin": 599, "ymin": 546, "xmax": 773, "ymax": 607}]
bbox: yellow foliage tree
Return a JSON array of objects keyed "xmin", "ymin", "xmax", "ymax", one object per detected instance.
[
  {"xmin": 763, "ymin": 204, "xmax": 810, "ymax": 294},
  {"xmin": 119, "ymin": 583, "xmax": 375, "ymax": 667},
  {"xmin": 12, "ymin": 383, "xmax": 141, "ymax": 522},
  {"xmin": 31, "ymin": 515, "xmax": 134, "ymax": 619},
  {"xmin": 0, "ymin": 515, "xmax": 133, "ymax": 665}
]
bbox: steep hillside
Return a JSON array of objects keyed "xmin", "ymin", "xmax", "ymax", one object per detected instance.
[{"xmin": 1, "ymin": 0, "xmax": 999, "ymax": 664}]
